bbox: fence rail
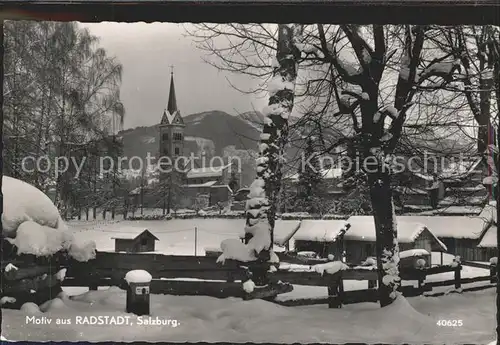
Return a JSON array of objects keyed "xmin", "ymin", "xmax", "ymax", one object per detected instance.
[{"xmin": 58, "ymin": 251, "xmax": 498, "ymax": 308}]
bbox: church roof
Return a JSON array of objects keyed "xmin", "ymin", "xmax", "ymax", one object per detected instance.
[
  {"xmin": 167, "ymin": 71, "xmax": 177, "ymax": 114},
  {"xmin": 160, "ymin": 71, "xmax": 184, "ymax": 126}
]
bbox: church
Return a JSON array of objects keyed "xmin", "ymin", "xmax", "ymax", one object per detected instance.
[{"xmin": 153, "ymin": 69, "xmax": 234, "ymax": 210}]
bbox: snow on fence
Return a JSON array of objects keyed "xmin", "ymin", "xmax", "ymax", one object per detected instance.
[
  {"xmin": 126, "ymin": 212, "xmax": 348, "ymax": 221},
  {"xmin": 56, "ymin": 251, "xmax": 498, "ymax": 308},
  {"xmin": 1, "ymin": 253, "xmax": 71, "ymax": 309}
]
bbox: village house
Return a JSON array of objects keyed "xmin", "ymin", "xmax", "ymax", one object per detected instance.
[
  {"xmin": 477, "ymin": 224, "xmax": 498, "ymax": 259},
  {"xmin": 395, "ymin": 155, "xmax": 488, "ymax": 215},
  {"xmin": 397, "ymin": 203, "xmax": 495, "ymax": 262},
  {"xmin": 344, "ymin": 216, "xmax": 448, "ymax": 265},
  {"xmin": 111, "ymin": 228, "xmax": 159, "ymax": 253}
]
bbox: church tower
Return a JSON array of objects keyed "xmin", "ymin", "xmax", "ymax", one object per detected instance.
[{"xmin": 159, "ymin": 68, "xmax": 185, "ymax": 167}]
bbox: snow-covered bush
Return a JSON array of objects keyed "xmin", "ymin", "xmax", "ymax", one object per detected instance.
[
  {"xmin": 327, "ymin": 254, "xmax": 334, "ymax": 261},
  {"xmin": 415, "ymin": 258, "xmax": 426, "ymax": 269},
  {"xmin": 490, "ymin": 257, "xmax": 498, "ymax": 265},
  {"xmin": 2, "ymin": 176, "xmax": 96, "ymax": 261},
  {"xmin": 217, "ymin": 239, "xmax": 256, "ymax": 263},
  {"xmin": 2, "ymin": 176, "xmax": 65, "ymax": 236}
]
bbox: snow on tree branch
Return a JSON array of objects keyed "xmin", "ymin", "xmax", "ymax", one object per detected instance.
[{"xmin": 218, "ymin": 24, "xmax": 302, "ymax": 267}]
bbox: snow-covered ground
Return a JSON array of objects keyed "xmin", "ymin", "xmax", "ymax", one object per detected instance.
[
  {"xmin": 2, "ymin": 287, "xmax": 494, "ymax": 343},
  {"xmin": 2, "ymin": 217, "xmax": 494, "ymax": 343},
  {"xmin": 68, "ymin": 218, "xmax": 245, "ymax": 255}
]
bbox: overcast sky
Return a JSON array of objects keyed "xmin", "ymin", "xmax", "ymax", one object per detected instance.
[{"xmin": 80, "ymin": 22, "xmax": 268, "ymax": 130}]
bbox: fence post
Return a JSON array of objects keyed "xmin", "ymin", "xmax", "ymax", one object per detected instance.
[
  {"xmin": 454, "ymin": 265, "xmax": 461, "ymax": 290},
  {"xmin": 327, "ymin": 274, "xmax": 342, "ymax": 309},
  {"xmin": 491, "ymin": 264, "xmax": 497, "ymax": 284},
  {"xmin": 417, "ymin": 277, "xmax": 424, "ymax": 294},
  {"xmin": 368, "ymin": 278, "xmax": 376, "ymax": 289},
  {"xmin": 338, "ymin": 275, "xmax": 344, "ymax": 307},
  {"xmin": 88, "ymin": 271, "xmax": 98, "ymax": 291},
  {"xmin": 227, "ymin": 269, "xmax": 235, "ymax": 283}
]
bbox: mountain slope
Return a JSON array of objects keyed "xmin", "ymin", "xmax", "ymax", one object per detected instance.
[{"xmin": 118, "ymin": 111, "xmax": 262, "ymax": 168}]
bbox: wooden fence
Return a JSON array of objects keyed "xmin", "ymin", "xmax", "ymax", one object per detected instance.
[{"xmin": 59, "ymin": 251, "xmax": 498, "ymax": 308}]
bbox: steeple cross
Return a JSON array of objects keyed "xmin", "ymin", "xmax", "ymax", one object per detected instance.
[{"xmin": 170, "ymin": 65, "xmax": 174, "ymax": 75}]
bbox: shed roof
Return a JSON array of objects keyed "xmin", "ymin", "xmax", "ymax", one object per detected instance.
[
  {"xmin": 345, "ymin": 216, "xmax": 447, "ymax": 251},
  {"xmin": 346, "ymin": 216, "xmax": 426, "ymax": 243},
  {"xmin": 184, "ymin": 181, "xmax": 218, "ymax": 188},
  {"xmin": 397, "ymin": 215, "xmax": 489, "ymax": 239},
  {"xmin": 477, "ymin": 224, "xmax": 496, "ymax": 248},
  {"xmin": 111, "ymin": 228, "xmax": 159, "ymax": 241},
  {"xmin": 292, "ymin": 220, "xmax": 349, "ymax": 243}
]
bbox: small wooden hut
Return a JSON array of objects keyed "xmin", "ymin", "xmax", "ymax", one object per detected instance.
[{"xmin": 111, "ymin": 229, "xmax": 159, "ymax": 253}]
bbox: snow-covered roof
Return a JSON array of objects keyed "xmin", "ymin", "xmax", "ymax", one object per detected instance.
[
  {"xmin": 417, "ymin": 206, "xmax": 483, "ymax": 216},
  {"xmin": 238, "ymin": 220, "xmax": 302, "ymax": 246},
  {"xmin": 111, "ymin": 228, "xmax": 159, "ymax": 241},
  {"xmin": 186, "ymin": 163, "xmax": 232, "ymax": 179},
  {"xmin": 396, "ymin": 215, "xmax": 488, "ymax": 239},
  {"xmin": 440, "ymin": 157, "xmax": 482, "ymax": 179},
  {"xmin": 478, "ymin": 202, "xmax": 497, "ymax": 224},
  {"xmin": 438, "ymin": 195, "xmax": 487, "ymax": 207},
  {"xmin": 345, "ymin": 216, "xmax": 430, "ymax": 243},
  {"xmin": 184, "ymin": 181, "xmax": 218, "ymax": 188},
  {"xmin": 399, "ymin": 249, "xmax": 430, "ymax": 259},
  {"xmin": 477, "ymin": 225, "xmax": 496, "ymax": 248},
  {"xmin": 292, "ymin": 220, "xmax": 349, "ymax": 243}
]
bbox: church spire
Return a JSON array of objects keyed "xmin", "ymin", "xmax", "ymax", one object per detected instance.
[{"xmin": 167, "ymin": 66, "xmax": 177, "ymax": 114}]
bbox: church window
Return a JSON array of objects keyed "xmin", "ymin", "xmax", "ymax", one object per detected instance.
[
  {"xmin": 175, "ymin": 147, "xmax": 180, "ymax": 155},
  {"xmin": 174, "ymin": 133, "xmax": 183, "ymax": 141},
  {"xmin": 162, "ymin": 133, "xmax": 168, "ymax": 141}
]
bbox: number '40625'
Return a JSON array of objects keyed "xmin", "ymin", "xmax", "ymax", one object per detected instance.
[{"xmin": 437, "ymin": 320, "xmax": 463, "ymax": 327}]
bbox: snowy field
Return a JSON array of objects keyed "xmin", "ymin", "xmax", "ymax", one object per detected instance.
[
  {"xmin": 68, "ymin": 218, "xmax": 245, "ymax": 255},
  {"xmin": 2, "ymin": 287, "xmax": 495, "ymax": 343}
]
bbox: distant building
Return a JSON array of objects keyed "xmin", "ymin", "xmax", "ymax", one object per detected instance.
[
  {"xmin": 156, "ymin": 70, "xmax": 235, "ymax": 209},
  {"xmin": 111, "ymin": 229, "xmax": 159, "ymax": 253},
  {"xmin": 395, "ymin": 156, "xmax": 488, "ymax": 214}
]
